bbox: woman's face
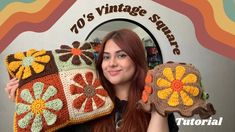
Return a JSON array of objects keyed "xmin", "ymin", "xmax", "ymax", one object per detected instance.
[{"xmin": 101, "ymin": 39, "xmax": 136, "ymax": 86}]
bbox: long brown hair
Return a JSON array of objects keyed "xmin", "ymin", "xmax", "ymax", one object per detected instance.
[{"xmin": 94, "ymin": 29, "xmax": 150, "ymax": 132}]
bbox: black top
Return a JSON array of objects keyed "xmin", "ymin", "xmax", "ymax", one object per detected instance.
[{"xmin": 58, "ymin": 98, "xmax": 179, "ymax": 132}]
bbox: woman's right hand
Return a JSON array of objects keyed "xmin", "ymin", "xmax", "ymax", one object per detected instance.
[{"xmin": 5, "ymin": 78, "xmax": 19, "ymax": 102}]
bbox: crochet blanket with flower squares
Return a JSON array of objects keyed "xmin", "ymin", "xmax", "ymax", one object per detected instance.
[
  {"xmin": 4, "ymin": 41, "xmax": 114, "ymax": 132},
  {"xmin": 138, "ymin": 62, "xmax": 216, "ymax": 119}
]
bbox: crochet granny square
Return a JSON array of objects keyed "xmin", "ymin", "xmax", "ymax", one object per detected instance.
[
  {"xmin": 138, "ymin": 62, "xmax": 215, "ymax": 119},
  {"xmin": 5, "ymin": 50, "xmax": 58, "ymax": 87},
  {"xmin": 5, "ymin": 41, "xmax": 114, "ymax": 132}
]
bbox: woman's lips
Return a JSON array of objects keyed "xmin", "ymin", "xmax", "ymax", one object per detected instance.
[{"xmin": 108, "ymin": 70, "xmax": 121, "ymax": 76}]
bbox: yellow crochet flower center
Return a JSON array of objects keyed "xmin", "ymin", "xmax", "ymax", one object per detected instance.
[
  {"xmin": 157, "ymin": 66, "xmax": 199, "ymax": 107},
  {"xmin": 31, "ymin": 99, "xmax": 45, "ymax": 115}
]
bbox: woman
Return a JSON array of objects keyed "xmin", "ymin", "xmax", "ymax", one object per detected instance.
[{"xmin": 5, "ymin": 29, "xmax": 178, "ymax": 132}]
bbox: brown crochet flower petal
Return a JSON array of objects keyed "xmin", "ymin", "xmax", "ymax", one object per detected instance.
[
  {"xmin": 83, "ymin": 51, "xmax": 94, "ymax": 60},
  {"xmin": 80, "ymin": 54, "xmax": 92, "ymax": 65},
  {"xmin": 55, "ymin": 49, "xmax": 71, "ymax": 53},
  {"xmin": 72, "ymin": 55, "xmax": 81, "ymax": 65},
  {"xmin": 56, "ymin": 42, "xmax": 95, "ymax": 66},
  {"xmin": 61, "ymin": 45, "xmax": 72, "ymax": 49},
  {"xmin": 59, "ymin": 54, "xmax": 73, "ymax": 61},
  {"xmin": 72, "ymin": 41, "xmax": 80, "ymax": 48},
  {"xmin": 80, "ymin": 43, "xmax": 91, "ymax": 50}
]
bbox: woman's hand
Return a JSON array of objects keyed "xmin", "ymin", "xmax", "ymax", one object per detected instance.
[
  {"xmin": 4, "ymin": 78, "xmax": 19, "ymax": 102},
  {"xmin": 147, "ymin": 111, "xmax": 169, "ymax": 132}
]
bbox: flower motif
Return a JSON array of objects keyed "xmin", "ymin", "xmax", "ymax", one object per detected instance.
[
  {"xmin": 70, "ymin": 72, "xmax": 108, "ymax": 112},
  {"xmin": 8, "ymin": 49, "xmax": 50, "ymax": 79},
  {"xmin": 55, "ymin": 41, "xmax": 94, "ymax": 65},
  {"xmin": 142, "ymin": 71, "xmax": 153, "ymax": 103},
  {"xmin": 156, "ymin": 66, "xmax": 200, "ymax": 107},
  {"xmin": 16, "ymin": 82, "xmax": 63, "ymax": 132}
]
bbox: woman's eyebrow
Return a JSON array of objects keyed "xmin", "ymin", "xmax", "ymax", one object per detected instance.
[
  {"xmin": 116, "ymin": 50, "xmax": 124, "ymax": 54},
  {"xmin": 103, "ymin": 52, "xmax": 110, "ymax": 55},
  {"xmin": 103, "ymin": 50, "xmax": 124, "ymax": 54}
]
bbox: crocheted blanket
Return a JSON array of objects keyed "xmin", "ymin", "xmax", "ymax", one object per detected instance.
[
  {"xmin": 4, "ymin": 41, "xmax": 114, "ymax": 132},
  {"xmin": 138, "ymin": 62, "xmax": 216, "ymax": 119}
]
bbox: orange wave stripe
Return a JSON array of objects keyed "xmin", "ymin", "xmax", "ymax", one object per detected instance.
[
  {"xmin": 0, "ymin": 0, "xmax": 63, "ymax": 40},
  {"xmin": 0, "ymin": 0, "xmax": 49, "ymax": 25},
  {"xmin": 0, "ymin": 0, "xmax": 76, "ymax": 53},
  {"xmin": 182, "ymin": 0, "xmax": 235, "ymax": 48}
]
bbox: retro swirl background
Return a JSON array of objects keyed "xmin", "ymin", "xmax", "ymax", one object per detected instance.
[
  {"xmin": 0, "ymin": 0, "xmax": 76, "ymax": 52},
  {"xmin": 156, "ymin": 0, "xmax": 235, "ymax": 60},
  {"xmin": 0, "ymin": 0, "xmax": 234, "ymax": 60}
]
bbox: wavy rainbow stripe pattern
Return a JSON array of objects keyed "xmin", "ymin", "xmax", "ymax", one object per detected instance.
[
  {"xmin": 0, "ymin": 0, "xmax": 76, "ymax": 52},
  {"xmin": 155, "ymin": 0, "xmax": 235, "ymax": 60},
  {"xmin": 0, "ymin": 0, "xmax": 234, "ymax": 60}
]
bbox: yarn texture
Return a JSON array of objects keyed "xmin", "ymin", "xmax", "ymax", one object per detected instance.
[
  {"xmin": 138, "ymin": 62, "xmax": 216, "ymax": 119},
  {"xmin": 5, "ymin": 41, "xmax": 114, "ymax": 132}
]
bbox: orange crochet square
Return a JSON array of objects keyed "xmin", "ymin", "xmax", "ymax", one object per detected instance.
[{"xmin": 14, "ymin": 74, "xmax": 69, "ymax": 132}]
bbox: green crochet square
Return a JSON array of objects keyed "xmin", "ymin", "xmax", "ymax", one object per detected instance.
[{"xmin": 52, "ymin": 51, "xmax": 95, "ymax": 72}]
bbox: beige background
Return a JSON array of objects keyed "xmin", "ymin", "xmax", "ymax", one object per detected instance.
[{"xmin": 1, "ymin": 0, "xmax": 235, "ymax": 131}]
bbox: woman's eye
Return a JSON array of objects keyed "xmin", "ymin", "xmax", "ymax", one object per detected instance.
[
  {"xmin": 103, "ymin": 55, "xmax": 110, "ymax": 60},
  {"xmin": 117, "ymin": 54, "xmax": 127, "ymax": 58}
]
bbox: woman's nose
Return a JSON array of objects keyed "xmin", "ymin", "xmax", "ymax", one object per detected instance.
[{"xmin": 109, "ymin": 57, "xmax": 118, "ymax": 67}]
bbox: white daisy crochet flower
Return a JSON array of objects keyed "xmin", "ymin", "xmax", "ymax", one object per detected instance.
[{"xmin": 16, "ymin": 82, "xmax": 63, "ymax": 132}]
